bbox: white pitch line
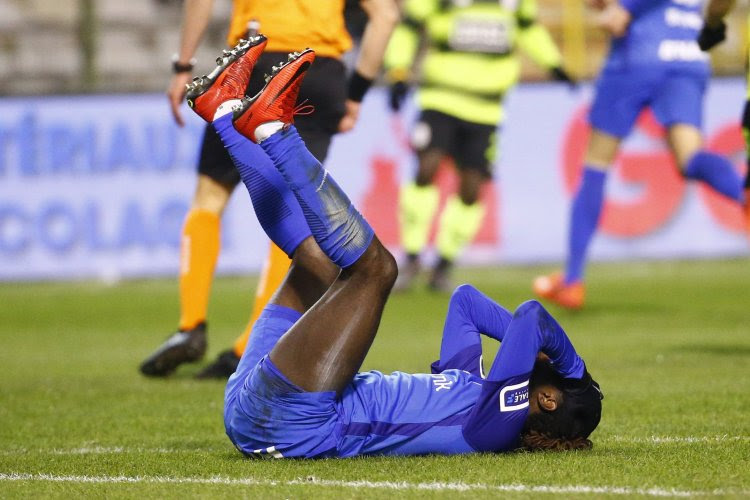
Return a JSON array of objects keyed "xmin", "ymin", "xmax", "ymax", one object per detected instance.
[
  {"xmin": 1, "ymin": 472, "xmax": 747, "ymax": 497},
  {"xmin": 608, "ymin": 435, "xmax": 750, "ymax": 444},
  {"xmin": 0, "ymin": 446, "xmax": 220, "ymax": 456}
]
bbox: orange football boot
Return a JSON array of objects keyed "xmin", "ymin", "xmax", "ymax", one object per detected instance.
[
  {"xmin": 532, "ymin": 271, "xmax": 586, "ymax": 310},
  {"xmin": 232, "ymin": 49, "xmax": 315, "ymax": 143},
  {"xmin": 185, "ymin": 35, "xmax": 267, "ymax": 122}
]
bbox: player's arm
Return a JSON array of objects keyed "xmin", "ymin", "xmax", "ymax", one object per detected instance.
[
  {"xmin": 515, "ymin": 0, "xmax": 575, "ymax": 86},
  {"xmin": 698, "ymin": 0, "xmax": 735, "ymax": 51},
  {"xmin": 593, "ymin": 1, "xmax": 635, "ymax": 38},
  {"xmin": 488, "ymin": 301, "xmax": 586, "ymax": 383},
  {"xmin": 383, "ymin": 0, "xmax": 435, "ymax": 112},
  {"xmin": 167, "ymin": 0, "xmax": 215, "ymax": 127},
  {"xmin": 432, "ymin": 285, "xmax": 513, "ymax": 375},
  {"xmin": 338, "ymin": 0, "xmax": 400, "ymax": 132}
]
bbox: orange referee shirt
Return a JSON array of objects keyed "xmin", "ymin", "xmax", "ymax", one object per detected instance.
[{"xmin": 227, "ymin": 0, "xmax": 353, "ymax": 58}]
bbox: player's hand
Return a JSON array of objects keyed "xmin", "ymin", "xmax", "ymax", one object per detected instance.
[
  {"xmin": 166, "ymin": 72, "xmax": 193, "ymax": 127},
  {"xmin": 338, "ymin": 99, "xmax": 361, "ymax": 133},
  {"xmin": 597, "ymin": 2, "xmax": 631, "ymax": 38},
  {"xmin": 389, "ymin": 81, "xmax": 409, "ymax": 112},
  {"xmin": 697, "ymin": 21, "xmax": 727, "ymax": 51},
  {"xmin": 550, "ymin": 66, "xmax": 578, "ymax": 90}
]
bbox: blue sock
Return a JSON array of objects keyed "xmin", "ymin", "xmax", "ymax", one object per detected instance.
[
  {"xmin": 259, "ymin": 126, "xmax": 374, "ymax": 268},
  {"xmin": 565, "ymin": 167, "xmax": 606, "ymax": 285},
  {"xmin": 684, "ymin": 151, "xmax": 743, "ymax": 202},
  {"xmin": 212, "ymin": 115, "xmax": 311, "ymax": 256}
]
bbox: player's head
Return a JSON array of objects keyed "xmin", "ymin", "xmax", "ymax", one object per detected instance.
[{"xmin": 521, "ymin": 358, "xmax": 603, "ymax": 451}]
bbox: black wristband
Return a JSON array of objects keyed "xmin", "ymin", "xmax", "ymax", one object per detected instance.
[
  {"xmin": 347, "ymin": 70, "xmax": 373, "ymax": 103},
  {"xmin": 171, "ymin": 54, "xmax": 196, "ymax": 74}
]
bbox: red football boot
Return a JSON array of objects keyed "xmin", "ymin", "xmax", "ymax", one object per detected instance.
[
  {"xmin": 232, "ymin": 49, "xmax": 315, "ymax": 143},
  {"xmin": 185, "ymin": 35, "xmax": 267, "ymax": 122},
  {"xmin": 532, "ymin": 271, "xmax": 586, "ymax": 310}
]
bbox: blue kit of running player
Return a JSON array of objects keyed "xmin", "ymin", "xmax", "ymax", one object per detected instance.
[{"xmin": 590, "ymin": 0, "xmax": 711, "ymax": 138}]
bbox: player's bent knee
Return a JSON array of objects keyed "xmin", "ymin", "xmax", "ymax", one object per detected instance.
[
  {"xmin": 350, "ymin": 238, "xmax": 397, "ymax": 291},
  {"xmin": 514, "ymin": 299, "xmax": 544, "ymax": 318},
  {"xmin": 367, "ymin": 241, "xmax": 398, "ymax": 289},
  {"xmin": 450, "ymin": 284, "xmax": 478, "ymax": 307}
]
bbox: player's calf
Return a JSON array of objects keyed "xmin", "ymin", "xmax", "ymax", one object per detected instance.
[{"xmin": 232, "ymin": 49, "xmax": 375, "ymax": 270}]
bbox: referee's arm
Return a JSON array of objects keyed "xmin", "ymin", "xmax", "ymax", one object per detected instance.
[
  {"xmin": 339, "ymin": 0, "xmax": 400, "ymax": 132},
  {"xmin": 168, "ymin": 0, "xmax": 215, "ymax": 127}
]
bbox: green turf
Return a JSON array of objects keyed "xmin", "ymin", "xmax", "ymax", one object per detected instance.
[{"xmin": 1, "ymin": 259, "xmax": 749, "ymax": 498}]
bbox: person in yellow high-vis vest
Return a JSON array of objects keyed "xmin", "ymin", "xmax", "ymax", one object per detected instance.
[
  {"xmin": 384, "ymin": 0, "xmax": 574, "ymax": 292},
  {"xmin": 140, "ymin": 0, "xmax": 398, "ymax": 379}
]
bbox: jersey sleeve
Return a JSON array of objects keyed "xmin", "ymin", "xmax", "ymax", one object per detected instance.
[
  {"xmin": 515, "ymin": 0, "xmax": 562, "ymax": 70},
  {"xmin": 383, "ymin": 0, "xmax": 438, "ymax": 79},
  {"xmin": 487, "ymin": 300, "xmax": 585, "ymax": 383},
  {"xmin": 431, "ymin": 285, "xmax": 513, "ymax": 376}
]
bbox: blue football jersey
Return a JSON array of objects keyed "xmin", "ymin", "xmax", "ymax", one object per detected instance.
[
  {"xmin": 604, "ymin": 0, "xmax": 709, "ymax": 76},
  {"xmin": 336, "ymin": 369, "xmax": 487, "ymax": 456}
]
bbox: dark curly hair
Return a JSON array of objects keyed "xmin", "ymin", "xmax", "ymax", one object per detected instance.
[{"xmin": 519, "ymin": 359, "xmax": 603, "ymax": 452}]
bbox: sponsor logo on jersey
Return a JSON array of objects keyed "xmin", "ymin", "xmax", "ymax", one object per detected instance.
[
  {"xmin": 499, "ymin": 380, "xmax": 529, "ymax": 412},
  {"xmin": 432, "ymin": 373, "xmax": 455, "ymax": 392},
  {"xmin": 658, "ymin": 39, "xmax": 709, "ymax": 62},
  {"xmin": 664, "ymin": 7, "xmax": 703, "ymax": 30},
  {"xmin": 449, "ymin": 18, "xmax": 513, "ymax": 54}
]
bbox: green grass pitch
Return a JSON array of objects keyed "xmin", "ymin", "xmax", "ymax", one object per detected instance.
[{"xmin": 1, "ymin": 258, "xmax": 749, "ymax": 498}]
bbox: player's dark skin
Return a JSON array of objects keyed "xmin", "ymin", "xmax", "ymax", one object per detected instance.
[
  {"xmin": 263, "ymin": 234, "xmax": 561, "ymax": 416},
  {"xmin": 266, "ymin": 235, "xmax": 398, "ymax": 396}
]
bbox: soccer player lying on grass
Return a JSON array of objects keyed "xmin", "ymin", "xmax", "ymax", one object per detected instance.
[{"xmin": 185, "ymin": 40, "xmax": 604, "ymax": 457}]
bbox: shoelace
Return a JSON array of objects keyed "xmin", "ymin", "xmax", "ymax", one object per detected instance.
[{"xmin": 292, "ymin": 100, "xmax": 315, "ymax": 117}]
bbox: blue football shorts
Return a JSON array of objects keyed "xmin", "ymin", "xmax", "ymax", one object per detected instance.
[
  {"xmin": 225, "ymin": 355, "xmax": 340, "ymax": 459},
  {"xmin": 589, "ymin": 68, "xmax": 707, "ymax": 138}
]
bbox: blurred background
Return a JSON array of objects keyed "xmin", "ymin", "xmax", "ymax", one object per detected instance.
[
  {"xmin": 1, "ymin": 0, "xmax": 748, "ymax": 283},
  {"xmin": 1, "ymin": 0, "xmax": 747, "ymax": 96}
]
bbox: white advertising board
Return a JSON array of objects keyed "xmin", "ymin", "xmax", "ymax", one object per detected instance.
[{"xmin": 0, "ymin": 79, "xmax": 746, "ymax": 281}]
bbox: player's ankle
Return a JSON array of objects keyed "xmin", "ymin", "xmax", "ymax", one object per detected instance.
[
  {"xmin": 213, "ymin": 99, "xmax": 241, "ymax": 121},
  {"xmin": 255, "ymin": 121, "xmax": 285, "ymax": 142}
]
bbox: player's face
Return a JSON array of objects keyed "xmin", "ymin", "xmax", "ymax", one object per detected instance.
[{"xmin": 528, "ymin": 384, "xmax": 563, "ymax": 415}]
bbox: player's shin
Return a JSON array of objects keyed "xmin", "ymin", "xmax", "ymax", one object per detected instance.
[
  {"xmin": 566, "ymin": 167, "xmax": 606, "ymax": 284},
  {"xmin": 259, "ymin": 126, "xmax": 375, "ymax": 268},
  {"xmin": 212, "ymin": 114, "xmax": 310, "ymax": 256},
  {"xmin": 399, "ymin": 182, "xmax": 439, "ymax": 255},
  {"xmin": 684, "ymin": 151, "xmax": 743, "ymax": 203},
  {"xmin": 435, "ymin": 195, "xmax": 485, "ymax": 262}
]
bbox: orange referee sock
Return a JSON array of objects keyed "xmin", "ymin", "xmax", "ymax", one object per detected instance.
[
  {"xmin": 232, "ymin": 241, "xmax": 291, "ymax": 357},
  {"xmin": 178, "ymin": 208, "xmax": 221, "ymax": 330}
]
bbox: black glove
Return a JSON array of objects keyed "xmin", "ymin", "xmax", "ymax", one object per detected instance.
[
  {"xmin": 698, "ymin": 21, "xmax": 726, "ymax": 51},
  {"xmin": 389, "ymin": 81, "xmax": 409, "ymax": 112},
  {"xmin": 550, "ymin": 66, "xmax": 577, "ymax": 90}
]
